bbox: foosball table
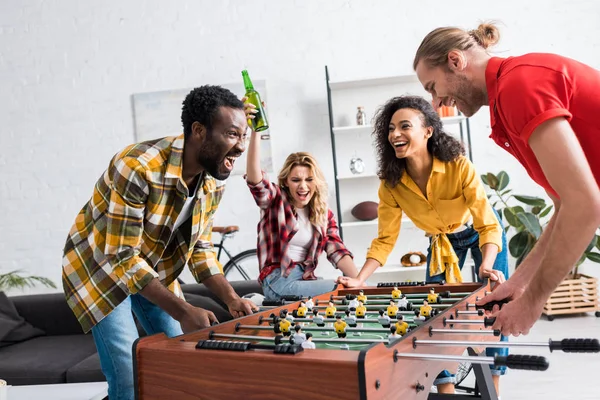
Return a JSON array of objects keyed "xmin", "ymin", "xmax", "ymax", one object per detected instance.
[{"xmin": 134, "ymin": 281, "xmax": 599, "ymax": 399}]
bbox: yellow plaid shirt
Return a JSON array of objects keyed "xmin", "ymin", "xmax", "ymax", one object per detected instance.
[{"xmin": 62, "ymin": 134, "xmax": 225, "ymax": 333}]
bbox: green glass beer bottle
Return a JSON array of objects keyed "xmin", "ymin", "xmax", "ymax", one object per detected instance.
[{"xmin": 242, "ymin": 70, "xmax": 269, "ymax": 137}]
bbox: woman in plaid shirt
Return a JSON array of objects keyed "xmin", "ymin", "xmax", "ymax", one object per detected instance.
[{"xmin": 245, "ymin": 102, "xmax": 359, "ymax": 300}]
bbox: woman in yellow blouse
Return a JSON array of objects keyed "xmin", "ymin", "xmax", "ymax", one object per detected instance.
[{"xmin": 338, "ymin": 95, "xmax": 508, "ymax": 395}]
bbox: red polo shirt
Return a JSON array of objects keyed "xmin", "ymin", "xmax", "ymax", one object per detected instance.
[{"xmin": 486, "ymin": 53, "xmax": 600, "ymax": 197}]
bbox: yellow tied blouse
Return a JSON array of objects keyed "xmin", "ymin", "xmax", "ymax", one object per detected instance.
[{"xmin": 366, "ymin": 156, "xmax": 502, "ymax": 283}]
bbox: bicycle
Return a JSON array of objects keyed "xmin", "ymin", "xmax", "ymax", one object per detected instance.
[{"xmin": 212, "ymin": 225, "xmax": 259, "ymax": 281}]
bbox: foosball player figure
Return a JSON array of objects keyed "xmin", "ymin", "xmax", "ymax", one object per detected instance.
[
  {"xmin": 420, "ymin": 299, "xmax": 433, "ymax": 319},
  {"xmin": 292, "ymin": 324, "xmax": 307, "ymax": 345},
  {"xmin": 357, "ymin": 290, "xmax": 367, "ymax": 304},
  {"xmin": 396, "ymin": 294, "xmax": 410, "ymax": 311},
  {"xmin": 395, "ymin": 315, "xmax": 410, "ymax": 336},
  {"xmin": 387, "ymin": 299, "xmax": 399, "ymax": 318},
  {"xmin": 279, "ymin": 318, "xmax": 292, "ymax": 337},
  {"xmin": 391, "ymin": 286, "xmax": 402, "ymax": 299},
  {"xmin": 311, "ymin": 308, "xmax": 325, "ymax": 327},
  {"xmin": 334, "ymin": 315, "xmax": 347, "ymax": 339},
  {"xmin": 296, "ymin": 301, "xmax": 308, "ymax": 318},
  {"xmin": 377, "ymin": 309, "xmax": 391, "ymax": 328},
  {"xmin": 355, "ymin": 301, "xmax": 367, "ymax": 318},
  {"xmin": 347, "ymin": 295, "xmax": 360, "ymax": 311},
  {"xmin": 344, "ymin": 309, "xmax": 357, "ymax": 327},
  {"xmin": 301, "ymin": 332, "xmax": 316, "ymax": 350},
  {"xmin": 388, "ymin": 326, "xmax": 401, "ymax": 344},
  {"xmin": 325, "ymin": 301, "xmax": 337, "ymax": 318},
  {"xmin": 305, "ymin": 296, "xmax": 314, "ymax": 311},
  {"xmin": 280, "ymin": 309, "xmax": 294, "ymax": 323},
  {"xmin": 427, "ymin": 288, "xmax": 439, "ymax": 304}
]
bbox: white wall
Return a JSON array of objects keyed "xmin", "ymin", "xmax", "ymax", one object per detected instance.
[{"xmin": 2, "ymin": 0, "xmax": 599, "ymax": 294}]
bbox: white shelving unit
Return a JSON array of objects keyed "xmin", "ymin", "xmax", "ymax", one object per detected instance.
[{"xmin": 324, "ymin": 66, "xmax": 473, "ymax": 282}]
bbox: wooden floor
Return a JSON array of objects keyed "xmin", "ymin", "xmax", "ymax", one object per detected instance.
[{"xmin": 460, "ymin": 313, "xmax": 600, "ymax": 399}]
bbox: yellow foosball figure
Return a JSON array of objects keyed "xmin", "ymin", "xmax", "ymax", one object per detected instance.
[
  {"xmin": 279, "ymin": 318, "xmax": 292, "ymax": 336},
  {"xmin": 357, "ymin": 290, "xmax": 367, "ymax": 304},
  {"xmin": 333, "ymin": 315, "xmax": 348, "ymax": 338},
  {"xmin": 427, "ymin": 288, "xmax": 439, "ymax": 304},
  {"xmin": 325, "ymin": 301, "xmax": 337, "ymax": 318},
  {"xmin": 391, "ymin": 286, "xmax": 402, "ymax": 299},
  {"xmin": 296, "ymin": 301, "xmax": 308, "ymax": 318},
  {"xmin": 420, "ymin": 299, "xmax": 433, "ymax": 318},
  {"xmin": 387, "ymin": 299, "xmax": 399, "ymax": 318},
  {"xmin": 395, "ymin": 315, "xmax": 410, "ymax": 335},
  {"xmin": 355, "ymin": 301, "xmax": 367, "ymax": 318}
]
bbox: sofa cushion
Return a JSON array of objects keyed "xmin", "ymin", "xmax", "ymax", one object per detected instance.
[
  {"xmin": 0, "ymin": 334, "xmax": 97, "ymax": 385},
  {"xmin": 181, "ymin": 281, "xmax": 263, "ymax": 308},
  {"xmin": 0, "ymin": 292, "xmax": 45, "ymax": 348},
  {"xmin": 66, "ymin": 352, "xmax": 105, "ymax": 383},
  {"xmin": 10, "ymin": 292, "xmax": 84, "ymax": 336}
]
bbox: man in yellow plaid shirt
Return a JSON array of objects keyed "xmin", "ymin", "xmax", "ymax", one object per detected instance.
[{"xmin": 62, "ymin": 85, "xmax": 258, "ymax": 400}]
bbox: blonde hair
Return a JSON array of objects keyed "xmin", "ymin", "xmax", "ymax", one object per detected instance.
[
  {"xmin": 278, "ymin": 152, "xmax": 328, "ymax": 228},
  {"xmin": 413, "ymin": 22, "xmax": 501, "ymax": 70}
]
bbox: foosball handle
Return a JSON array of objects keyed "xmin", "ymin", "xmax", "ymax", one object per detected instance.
[
  {"xmin": 549, "ymin": 338, "xmax": 600, "ymax": 353},
  {"xmin": 483, "ymin": 317, "xmax": 496, "ymax": 328},
  {"xmin": 475, "ymin": 299, "xmax": 509, "ymax": 311},
  {"xmin": 495, "ymin": 355, "xmax": 549, "ymax": 371}
]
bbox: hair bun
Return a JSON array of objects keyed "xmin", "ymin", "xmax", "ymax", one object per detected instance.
[{"xmin": 469, "ymin": 22, "xmax": 500, "ymax": 49}]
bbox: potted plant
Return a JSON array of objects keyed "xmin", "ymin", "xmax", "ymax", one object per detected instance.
[
  {"xmin": 482, "ymin": 171, "xmax": 600, "ymax": 320},
  {"xmin": 0, "ymin": 269, "xmax": 56, "ymax": 293}
]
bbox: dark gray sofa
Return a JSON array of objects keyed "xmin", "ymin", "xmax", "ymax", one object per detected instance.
[{"xmin": 0, "ymin": 280, "xmax": 262, "ymax": 386}]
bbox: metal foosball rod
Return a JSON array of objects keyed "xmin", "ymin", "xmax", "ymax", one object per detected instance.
[
  {"xmin": 210, "ymin": 332, "xmax": 389, "ymax": 345},
  {"xmin": 428, "ymin": 326, "xmax": 501, "ymax": 336},
  {"xmin": 314, "ymin": 303, "xmax": 451, "ymax": 311},
  {"xmin": 236, "ymin": 324, "xmax": 412, "ymax": 334},
  {"xmin": 353, "ymin": 298, "xmax": 458, "ymax": 305},
  {"xmin": 393, "ymin": 352, "xmax": 550, "ymax": 371},
  {"xmin": 412, "ymin": 337, "xmax": 600, "ymax": 352},
  {"xmin": 329, "ymin": 291, "xmax": 472, "ymax": 301},
  {"xmin": 455, "ymin": 309, "xmax": 484, "ymax": 317},
  {"xmin": 258, "ymin": 317, "xmax": 416, "ymax": 324},
  {"xmin": 443, "ymin": 316, "xmax": 496, "ymax": 327}
]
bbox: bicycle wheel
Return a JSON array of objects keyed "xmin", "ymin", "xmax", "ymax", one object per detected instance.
[
  {"xmin": 454, "ymin": 360, "xmax": 473, "ymax": 386},
  {"xmin": 223, "ymin": 249, "xmax": 259, "ymax": 281}
]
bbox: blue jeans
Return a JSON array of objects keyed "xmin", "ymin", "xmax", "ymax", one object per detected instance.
[
  {"xmin": 91, "ymin": 293, "xmax": 183, "ymax": 400},
  {"xmin": 426, "ymin": 210, "xmax": 509, "ymax": 385},
  {"xmin": 262, "ymin": 265, "xmax": 337, "ymax": 300}
]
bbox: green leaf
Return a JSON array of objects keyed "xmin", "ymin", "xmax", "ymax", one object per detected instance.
[
  {"xmin": 0, "ymin": 270, "xmax": 57, "ymax": 292},
  {"xmin": 486, "ymin": 173, "xmax": 499, "ymax": 190},
  {"xmin": 532, "ymin": 206, "xmax": 542, "ymax": 215},
  {"xmin": 509, "ymin": 231, "xmax": 535, "ymax": 258},
  {"xmin": 539, "ymin": 205, "xmax": 553, "ymax": 218},
  {"xmin": 504, "ymin": 207, "xmax": 524, "ymax": 228},
  {"xmin": 596, "ymin": 234, "xmax": 600, "ymax": 250},
  {"xmin": 481, "ymin": 174, "xmax": 488, "ymax": 185},
  {"xmin": 587, "ymin": 252, "xmax": 600, "ymax": 263},
  {"xmin": 585, "ymin": 237, "xmax": 597, "ymax": 254},
  {"xmin": 500, "ymin": 189, "xmax": 512, "ymax": 196},
  {"xmin": 504, "ymin": 226, "xmax": 510, "ymax": 234},
  {"xmin": 513, "ymin": 195, "xmax": 546, "ymax": 207},
  {"xmin": 496, "ymin": 171, "xmax": 509, "ymax": 191},
  {"xmin": 516, "ymin": 212, "xmax": 543, "ymax": 239}
]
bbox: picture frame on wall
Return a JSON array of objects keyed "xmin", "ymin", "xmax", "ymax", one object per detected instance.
[{"xmin": 131, "ymin": 80, "xmax": 273, "ymax": 176}]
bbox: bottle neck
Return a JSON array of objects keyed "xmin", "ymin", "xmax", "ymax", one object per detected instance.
[{"xmin": 242, "ymin": 73, "xmax": 255, "ymax": 92}]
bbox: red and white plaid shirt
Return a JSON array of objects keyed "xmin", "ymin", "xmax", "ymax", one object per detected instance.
[{"xmin": 248, "ymin": 173, "xmax": 352, "ymax": 283}]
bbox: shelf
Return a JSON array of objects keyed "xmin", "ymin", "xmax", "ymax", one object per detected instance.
[
  {"xmin": 333, "ymin": 116, "xmax": 466, "ymax": 135},
  {"xmin": 329, "ymin": 74, "xmax": 419, "ymax": 90},
  {"xmin": 373, "ymin": 264, "xmax": 426, "ymax": 274},
  {"xmin": 336, "ymin": 173, "xmax": 378, "ymax": 180},
  {"xmin": 332, "ymin": 125, "xmax": 372, "ymax": 135}
]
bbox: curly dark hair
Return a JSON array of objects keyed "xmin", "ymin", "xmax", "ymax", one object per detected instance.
[
  {"xmin": 372, "ymin": 95, "xmax": 465, "ymax": 187},
  {"xmin": 181, "ymin": 85, "xmax": 244, "ymax": 139}
]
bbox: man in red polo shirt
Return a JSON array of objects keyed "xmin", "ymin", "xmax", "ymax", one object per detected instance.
[{"xmin": 413, "ymin": 23, "xmax": 600, "ymax": 337}]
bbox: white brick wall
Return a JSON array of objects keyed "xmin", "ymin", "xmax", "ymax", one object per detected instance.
[{"xmin": 2, "ymin": 0, "xmax": 599, "ymax": 294}]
